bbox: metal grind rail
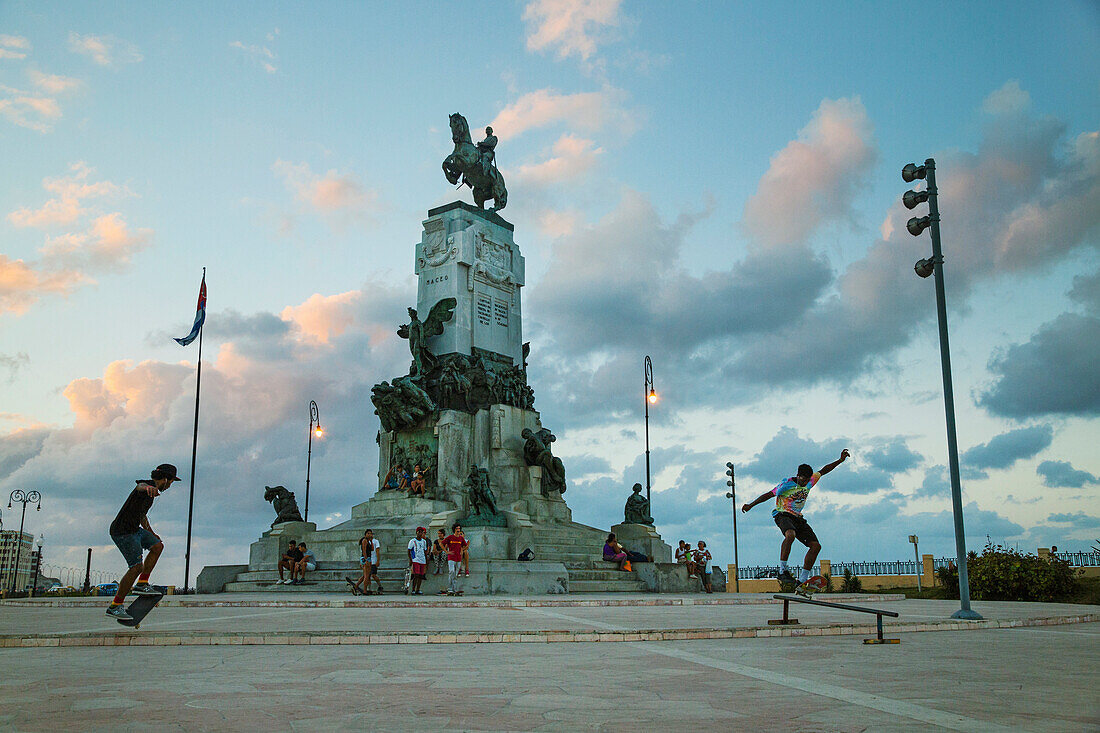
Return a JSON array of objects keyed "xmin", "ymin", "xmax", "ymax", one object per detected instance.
[{"xmin": 772, "ymin": 594, "xmax": 901, "ymax": 644}]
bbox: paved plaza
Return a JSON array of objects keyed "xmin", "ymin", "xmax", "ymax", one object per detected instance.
[{"xmin": 0, "ymin": 594, "xmax": 1097, "ymax": 731}]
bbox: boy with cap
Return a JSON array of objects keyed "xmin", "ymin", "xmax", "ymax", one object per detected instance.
[{"xmin": 106, "ymin": 463, "xmax": 180, "ymax": 620}]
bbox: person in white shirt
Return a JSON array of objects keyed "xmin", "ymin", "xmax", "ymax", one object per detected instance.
[{"xmin": 407, "ymin": 526, "xmax": 430, "ymax": 595}]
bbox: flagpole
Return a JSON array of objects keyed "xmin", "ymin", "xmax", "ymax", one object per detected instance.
[
  {"xmin": 182, "ymin": 272, "xmax": 204, "ymax": 593},
  {"xmin": 183, "ymin": 324, "xmax": 201, "ymax": 592}
]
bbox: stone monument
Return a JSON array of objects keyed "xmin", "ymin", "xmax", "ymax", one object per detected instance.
[{"xmin": 203, "ymin": 114, "xmax": 684, "ymax": 595}]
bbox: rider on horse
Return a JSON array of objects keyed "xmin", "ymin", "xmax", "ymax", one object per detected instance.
[{"xmin": 477, "ymin": 126, "xmax": 497, "ymax": 178}]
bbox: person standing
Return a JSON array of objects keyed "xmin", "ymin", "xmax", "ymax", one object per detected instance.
[
  {"xmin": 407, "ymin": 527, "xmax": 429, "ymax": 595},
  {"xmin": 440, "ymin": 524, "xmax": 468, "ymax": 596},
  {"xmin": 347, "ymin": 529, "xmax": 382, "ymax": 595},
  {"xmin": 431, "ymin": 528, "xmax": 448, "ymax": 575},
  {"xmin": 105, "ymin": 464, "xmax": 180, "ymax": 620},
  {"xmin": 742, "ymin": 449, "xmax": 851, "ymax": 586},
  {"xmin": 693, "ymin": 541, "xmax": 713, "ymax": 593}
]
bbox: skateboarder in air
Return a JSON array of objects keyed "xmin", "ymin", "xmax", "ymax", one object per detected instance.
[
  {"xmin": 106, "ymin": 463, "xmax": 180, "ymax": 620},
  {"xmin": 742, "ymin": 449, "xmax": 850, "ymax": 587}
]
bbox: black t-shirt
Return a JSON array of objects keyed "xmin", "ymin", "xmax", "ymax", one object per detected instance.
[
  {"xmin": 284, "ymin": 547, "xmax": 303, "ymax": 562},
  {"xmin": 110, "ymin": 483, "xmax": 155, "ymax": 536}
]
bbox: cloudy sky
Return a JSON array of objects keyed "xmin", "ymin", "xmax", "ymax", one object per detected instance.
[{"xmin": 2, "ymin": 1, "xmax": 1098, "ymax": 586}]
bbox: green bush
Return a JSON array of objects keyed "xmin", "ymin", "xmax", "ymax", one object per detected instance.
[
  {"xmin": 840, "ymin": 567, "xmax": 862, "ymax": 593},
  {"xmin": 935, "ymin": 542, "xmax": 1081, "ymax": 602},
  {"xmin": 822, "ymin": 572, "xmax": 834, "ymax": 593}
]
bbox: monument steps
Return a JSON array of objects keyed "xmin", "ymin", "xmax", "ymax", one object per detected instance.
[{"xmin": 567, "ymin": 579, "xmax": 648, "ymax": 593}]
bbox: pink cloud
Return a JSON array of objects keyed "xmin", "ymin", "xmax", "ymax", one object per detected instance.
[
  {"xmin": 272, "ymin": 160, "xmax": 381, "ymax": 230},
  {"xmin": 742, "ymin": 97, "xmax": 877, "ymax": 248},
  {"xmin": 0, "ymin": 255, "xmax": 86, "ymax": 315},
  {"xmin": 68, "ymin": 33, "xmax": 142, "ymax": 66},
  {"xmin": 28, "ymin": 70, "xmax": 82, "ymax": 94},
  {"xmin": 8, "ymin": 162, "xmax": 125, "ymax": 228},
  {"xmin": 42, "ymin": 213, "xmax": 152, "ymax": 271},
  {"xmin": 280, "ymin": 291, "xmax": 363, "ymax": 345},
  {"xmin": 523, "ymin": 0, "xmax": 622, "ymax": 61},
  {"xmin": 515, "ymin": 134, "xmax": 602, "ymax": 186},
  {"xmin": 489, "ymin": 87, "xmax": 633, "ymax": 139}
]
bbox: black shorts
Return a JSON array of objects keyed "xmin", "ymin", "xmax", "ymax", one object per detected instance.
[{"xmin": 774, "ymin": 513, "xmax": 818, "ymax": 546}]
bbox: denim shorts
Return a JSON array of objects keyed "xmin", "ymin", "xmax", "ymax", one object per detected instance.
[{"xmin": 111, "ymin": 528, "xmax": 162, "ymax": 567}]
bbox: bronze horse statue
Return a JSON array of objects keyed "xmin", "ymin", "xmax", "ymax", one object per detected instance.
[{"xmin": 443, "ymin": 113, "xmax": 508, "ymax": 212}]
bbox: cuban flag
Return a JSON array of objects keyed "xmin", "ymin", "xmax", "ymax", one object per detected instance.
[{"xmin": 174, "ymin": 270, "xmax": 206, "ymax": 346}]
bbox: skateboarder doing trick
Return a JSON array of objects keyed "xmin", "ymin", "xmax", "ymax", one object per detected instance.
[
  {"xmin": 742, "ymin": 449, "xmax": 850, "ymax": 589},
  {"xmin": 106, "ymin": 463, "xmax": 180, "ymax": 620}
]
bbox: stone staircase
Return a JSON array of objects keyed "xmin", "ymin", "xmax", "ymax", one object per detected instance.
[
  {"xmin": 525, "ymin": 524, "xmax": 649, "ymax": 593},
  {"xmin": 223, "ymin": 521, "xmax": 649, "ymax": 594}
]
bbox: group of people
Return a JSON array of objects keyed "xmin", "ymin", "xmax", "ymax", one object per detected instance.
[
  {"xmin": 104, "ymin": 448, "xmax": 853, "ymax": 612},
  {"xmin": 276, "ymin": 540, "xmax": 316, "ymax": 584},
  {"xmin": 343, "ymin": 524, "xmax": 471, "ymax": 596},
  {"xmin": 675, "ymin": 540, "xmax": 715, "ymax": 593}
]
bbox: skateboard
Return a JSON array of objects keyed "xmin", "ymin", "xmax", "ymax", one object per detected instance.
[
  {"xmin": 116, "ymin": 591, "xmax": 164, "ymax": 629},
  {"xmin": 402, "ymin": 567, "xmax": 412, "ymax": 595},
  {"xmin": 794, "ymin": 575, "xmax": 827, "ymax": 598}
]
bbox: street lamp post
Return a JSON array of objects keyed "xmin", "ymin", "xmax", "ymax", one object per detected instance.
[
  {"xmin": 643, "ymin": 356, "xmax": 657, "ymax": 506},
  {"xmin": 31, "ymin": 534, "xmax": 43, "ymax": 597},
  {"xmin": 6, "ymin": 490, "xmax": 41, "ymax": 593},
  {"xmin": 725, "ymin": 462, "xmax": 739, "ymax": 593},
  {"xmin": 305, "ymin": 400, "xmax": 323, "ymax": 522},
  {"xmin": 908, "ymin": 534, "xmax": 921, "ymax": 592},
  {"xmin": 901, "ymin": 158, "xmax": 981, "ymax": 620}
]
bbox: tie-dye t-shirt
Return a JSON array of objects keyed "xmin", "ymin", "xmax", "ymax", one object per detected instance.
[{"xmin": 771, "ymin": 472, "xmax": 821, "ymax": 517}]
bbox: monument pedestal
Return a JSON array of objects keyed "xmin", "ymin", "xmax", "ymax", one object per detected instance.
[
  {"xmin": 250, "ymin": 521, "xmax": 317, "ymax": 569},
  {"xmin": 611, "ymin": 522, "xmax": 673, "ymax": 563}
]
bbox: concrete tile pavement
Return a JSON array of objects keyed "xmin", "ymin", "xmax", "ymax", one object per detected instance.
[{"xmin": 0, "ymin": 624, "xmax": 1096, "ymax": 731}]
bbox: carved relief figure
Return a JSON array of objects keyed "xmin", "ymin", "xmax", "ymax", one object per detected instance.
[
  {"xmin": 397, "ymin": 298, "xmax": 457, "ymax": 377},
  {"xmin": 521, "ymin": 427, "xmax": 567, "ymax": 496},
  {"xmin": 264, "ymin": 485, "xmax": 304, "ymax": 527},
  {"xmin": 624, "ymin": 483, "xmax": 654, "ymax": 526}
]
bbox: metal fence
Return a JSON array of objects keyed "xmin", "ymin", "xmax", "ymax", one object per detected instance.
[
  {"xmin": 736, "ymin": 553, "xmax": 1099, "ymax": 579},
  {"xmin": 737, "ymin": 558, "xmax": 955, "ymax": 580},
  {"xmin": 1053, "ymin": 551, "xmax": 1100, "ymax": 567}
]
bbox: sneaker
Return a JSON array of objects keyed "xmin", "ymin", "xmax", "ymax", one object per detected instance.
[
  {"xmin": 777, "ymin": 571, "xmax": 797, "ymax": 585},
  {"xmin": 375, "ymin": 586, "xmax": 383, "ymax": 594},
  {"xmin": 292, "ymin": 579, "xmax": 304, "ymax": 585},
  {"xmin": 283, "ymin": 578, "xmax": 295, "ymax": 585},
  {"xmin": 464, "ymin": 570, "xmax": 470, "ymax": 577},
  {"xmin": 132, "ymin": 582, "xmax": 160, "ymax": 596},
  {"xmin": 106, "ymin": 605, "xmax": 133, "ymax": 621}
]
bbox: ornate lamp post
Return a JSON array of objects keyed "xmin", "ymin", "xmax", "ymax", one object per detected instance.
[
  {"xmin": 7, "ymin": 490, "xmax": 41, "ymax": 593},
  {"xmin": 901, "ymin": 158, "xmax": 980, "ymax": 620},
  {"xmin": 643, "ymin": 356, "xmax": 657, "ymax": 505},
  {"xmin": 30, "ymin": 534, "xmax": 43, "ymax": 597},
  {"xmin": 305, "ymin": 400, "xmax": 323, "ymax": 522}
]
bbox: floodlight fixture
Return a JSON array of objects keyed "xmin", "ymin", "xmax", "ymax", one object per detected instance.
[
  {"xmin": 903, "ymin": 189, "xmax": 929, "ymax": 210},
  {"xmin": 907, "ymin": 216, "xmax": 931, "ymax": 237},
  {"xmin": 902, "ymin": 162, "xmax": 927, "ymax": 183}
]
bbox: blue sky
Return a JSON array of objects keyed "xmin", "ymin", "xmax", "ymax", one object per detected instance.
[{"xmin": 1, "ymin": 1, "xmax": 1098, "ymax": 584}]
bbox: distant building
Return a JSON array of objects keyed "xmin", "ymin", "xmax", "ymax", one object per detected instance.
[{"xmin": 0, "ymin": 530, "xmax": 34, "ymax": 591}]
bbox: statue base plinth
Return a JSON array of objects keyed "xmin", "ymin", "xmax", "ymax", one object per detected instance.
[
  {"xmin": 611, "ymin": 522, "xmax": 672, "ymax": 563},
  {"xmin": 251, "ymin": 522, "xmax": 318, "ymax": 569}
]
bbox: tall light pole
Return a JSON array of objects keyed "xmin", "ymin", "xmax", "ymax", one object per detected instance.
[
  {"xmin": 643, "ymin": 356, "xmax": 657, "ymax": 506},
  {"xmin": 725, "ymin": 462, "xmax": 739, "ymax": 593},
  {"xmin": 305, "ymin": 400, "xmax": 323, "ymax": 522},
  {"xmin": 7, "ymin": 490, "xmax": 40, "ymax": 593},
  {"xmin": 908, "ymin": 534, "xmax": 921, "ymax": 592},
  {"xmin": 31, "ymin": 534, "xmax": 43, "ymax": 597},
  {"xmin": 902, "ymin": 158, "xmax": 981, "ymax": 620}
]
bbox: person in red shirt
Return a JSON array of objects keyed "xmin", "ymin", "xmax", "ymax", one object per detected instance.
[{"xmin": 440, "ymin": 523, "xmax": 469, "ymax": 596}]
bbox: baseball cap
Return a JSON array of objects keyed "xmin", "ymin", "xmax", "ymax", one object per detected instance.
[{"xmin": 151, "ymin": 463, "xmax": 183, "ymax": 483}]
